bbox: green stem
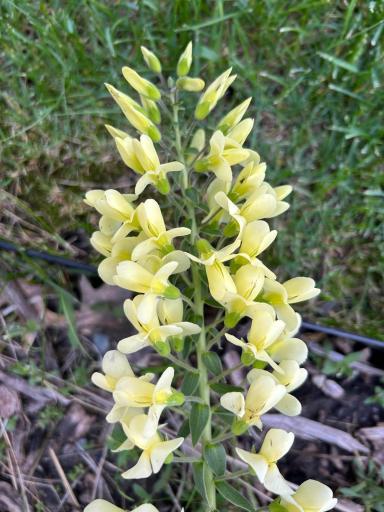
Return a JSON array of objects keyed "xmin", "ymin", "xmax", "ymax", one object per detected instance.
[
  {"xmin": 208, "ymin": 362, "xmax": 244, "ymax": 385},
  {"xmin": 172, "ymin": 94, "xmax": 216, "ymax": 512}
]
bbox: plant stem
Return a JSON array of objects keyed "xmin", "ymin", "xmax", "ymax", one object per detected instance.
[{"xmin": 172, "ymin": 95, "xmax": 216, "ymax": 512}]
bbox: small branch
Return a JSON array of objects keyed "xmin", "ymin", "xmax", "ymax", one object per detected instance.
[{"xmin": 209, "ymin": 362, "xmax": 244, "ymax": 385}]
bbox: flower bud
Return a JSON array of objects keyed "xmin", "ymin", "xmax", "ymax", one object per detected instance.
[
  {"xmin": 106, "ymin": 84, "xmax": 161, "ymax": 142},
  {"xmin": 141, "ymin": 96, "xmax": 161, "ymax": 124},
  {"xmin": 122, "ymin": 66, "xmax": 161, "ymax": 101},
  {"xmin": 176, "ymin": 77, "xmax": 205, "ymax": 92},
  {"xmin": 177, "ymin": 41, "xmax": 192, "ymax": 77},
  {"xmin": 105, "ymin": 124, "xmax": 131, "ymax": 140},
  {"xmin": 141, "ymin": 45, "xmax": 162, "ymax": 73}
]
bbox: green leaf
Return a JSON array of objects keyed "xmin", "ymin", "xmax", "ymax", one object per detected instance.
[
  {"xmin": 58, "ymin": 291, "xmax": 85, "ymax": 354},
  {"xmin": 269, "ymin": 501, "xmax": 289, "ymax": 512},
  {"xmin": 216, "ymin": 481, "xmax": 254, "ymax": 511},
  {"xmin": 204, "ymin": 443, "xmax": 226, "ymax": 476},
  {"xmin": 202, "ymin": 351, "xmax": 223, "ymax": 376},
  {"xmin": 192, "ymin": 461, "xmax": 215, "ymax": 509},
  {"xmin": 182, "ymin": 372, "xmax": 200, "ymax": 395},
  {"xmin": 210, "ymin": 383, "xmax": 243, "ymax": 394},
  {"xmin": 190, "ymin": 403, "xmax": 210, "ymax": 445}
]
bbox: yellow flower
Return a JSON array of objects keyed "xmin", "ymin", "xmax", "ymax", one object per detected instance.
[
  {"xmin": 132, "ymin": 135, "xmax": 184, "ymax": 195},
  {"xmin": 215, "ymin": 184, "xmax": 290, "ymax": 237},
  {"xmin": 217, "ymin": 97, "xmax": 252, "ymax": 135},
  {"xmin": 194, "ymin": 130, "xmax": 249, "ymax": 182},
  {"xmin": 84, "ymin": 189, "xmax": 139, "ymax": 245},
  {"xmin": 267, "ymin": 330, "xmax": 308, "ymax": 366},
  {"xmin": 91, "ymin": 350, "xmax": 134, "ymax": 392},
  {"xmin": 230, "ymin": 159, "xmax": 266, "ymax": 201},
  {"xmin": 220, "ymin": 373, "xmax": 286, "ymax": 431},
  {"xmin": 280, "ymin": 480, "xmax": 337, "ymax": 512},
  {"xmin": 261, "ymin": 277, "xmax": 320, "ymax": 331},
  {"xmin": 236, "ymin": 429, "xmax": 294, "ymax": 495},
  {"xmin": 195, "ymin": 68, "xmax": 236, "ymax": 120},
  {"xmin": 97, "ymin": 234, "xmax": 146, "ymax": 285},
  {"xmin": 119, "ymin": 414, "xmax": 184, "ymax": 479},
  {"xmin": 134, "ymin": 199, "xmax": 190, "ymax": 259},
  {"xmin": 247, "ymin": 359, "xmax": 308, "ymax": 416},
  {"xmin": 189, "ymin": 238, "xmax": 241, "ymax": 303},
  {"xmin": 225, "ymin": 309, "xmax": 285, "ymax": 369},
  {"xmin": 85, "ymin": 499, "xmax": 159, "ymax": 512},
  {"xmin": 114, "ymin": 366, "xmax": 184, "ymax": 435},
  {"xmin": 118, "ymin": 294, "xmax": 200, "ymax": 354},
  {"xmin": 141, "ymin": 46, "xmax": 162, "ymax": 74},
  {"xmin": 220, "ymin": 265, "xmax": 273, "ymax": 327},
  {"xmin": 176, "ymin": 77, "xmax": 205, "ymax": 92},
  {"xmin": 106, "ymin": 84, "xmax": 161, "ymax": 141},
  {"xmin": 122, "ymin": 66, "xmax": 161, "ymax": 101},
  {"xmin": 225, "ymin": 118, "xmax": 254, "ymax": 147},
  {"xmin": 177, "ymin": 41, "xmax": 193, "ymax": 77},
  {"xmin": 235, "ymin": 220, "xmax": 277, "ymax": 271}
]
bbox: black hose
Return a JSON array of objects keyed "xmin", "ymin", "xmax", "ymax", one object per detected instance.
[{"xmin": 1, "ymin": 238, "xmax": 382, "ymax": 349}]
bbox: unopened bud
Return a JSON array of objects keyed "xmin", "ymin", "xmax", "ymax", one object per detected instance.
[
  {"xmin": 176, "ymin": 41, "xmax": 192, "ymax": 77},
  {"xmin": 176, "ymin": 77, "xmax": 205, "ymax": 92},
  {"xmin": 122, "ymin": 66, "xmax": 161, "ymax": 101},
  {"xmin": 141, "ymin": 46, "xmax": 162, "ymax": 73}
]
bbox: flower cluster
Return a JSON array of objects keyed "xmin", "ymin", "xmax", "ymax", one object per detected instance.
[{"xmin": 84, "ymin": 42, "xmax": 337, "ymax": 512}]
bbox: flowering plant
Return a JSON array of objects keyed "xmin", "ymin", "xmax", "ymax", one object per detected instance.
[{"xmin": 84, "ymin": 43, "xmax": 337, "ymax": 512}]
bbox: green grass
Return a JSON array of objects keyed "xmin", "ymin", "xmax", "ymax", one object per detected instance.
[{"xmin": 1, "ymin": 0, "xmax": 383, "ymax": 338}]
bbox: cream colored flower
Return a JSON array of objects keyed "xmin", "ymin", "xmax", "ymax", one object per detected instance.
[
  {"xmin": 220, "ymin": 265, "xmax": 274, "ymax": 327},
  {"xmin": 84, "ymin": 499, "xmax": 159, "ymax": 512},
  {"xmin": 236, "ymin": 428, "xmax": 294, "ymax": 495},
  {"xmin": 247, "ymin": 359, "xmax": 308, "ymax": 416},
  {"xmin": 236, "ymin": 220, "xmax": 277, "ymax": 272},
  {"xmin": 84, "ymin": 189, "xmax": 138, "ymax": 245},
  {"xmin": 268, "ymin": 331, "xmax": 308, "ymax": 366},
  {"xmin": 91, "ymin": 350, "xmax": 134, "ymax": 392},
  {"xmin": 134, "ymin": 199, "xmax": 190, "ymax": 259},
  {"xmin": 230, "ymin": 159, "xmax": 266, "ymax": 201},
  {"xmin": 114, "ymin": 260, "xmax": 180, "ymax": 299},
  {"xmin": 261, "ymin": 277, "xmax": 320, "ymax": 331},
  {"xmin": 280, "ymin": 480, "xmax": 337, "ymax": 512},
  {"xmin": 132, "ymin": 135, "xmax": 184, "ymax": 195},
  {"xmin": 225, "ymin": 309, "xmax": 285, "ymax": 370},
  {"xmin": 220, "ymin": 373, "xmax": 286, "ymax": 430},
  {"xmin": 119, "ymin": 414, "xmax": 184, "ymax": 479},
  {"xmin": 118, "ymin": 295, "xmax": 200, "ymax": 354},
  {"xmin": 195, "ymin": 130, "xmax": 249, "ymax": 182}
]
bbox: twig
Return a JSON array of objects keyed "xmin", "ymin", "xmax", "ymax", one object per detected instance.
[{"xmin": 48, "ymin": 446, "xmax": 80, "ymax": 508}]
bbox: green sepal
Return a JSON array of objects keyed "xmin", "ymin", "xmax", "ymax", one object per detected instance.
[
  {"xmin": 153, "ymin": 340, "xmax": 170, "ymax": 356},
  {"xmin": 232, "ymin": 418, "xmax": 248, "ymax": 436}
]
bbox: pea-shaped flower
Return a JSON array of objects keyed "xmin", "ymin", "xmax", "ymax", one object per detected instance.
[
  {"xmin": 225, "ymin": 309, "xmax": 285, "ymax": 369},
  {"xmin": 134, "ymin": 199, "xmax": 190, "ymax": 259},
  {"xmin": 280, "ymin": 480, "xmax": 337, "ymax": 511},
  {"xmin": 194, "ymin": 130, "xmax": 249, "ymax": 182},
  {"xmin": 85, "ymin": 499, "xmax": 159, "ymax": 512},
  {"xmin": 236, "ymin": 428, "xmax": 294, "ymax": 495},
  {"xmin": 217, "ymin": 97, "xmax": 252, "ymax": 135},
  {"xmin": 262, "ymin": 277, "xmax": 320, "ymax": 331},
  {"xmin": 120, "ymin": 414, "xmax": 184, "ymax": 479},
  {"xmin": 91, "ymin": 350, "xmax": 134, "ymax": 392},
  {"xmin": 195, "ymin": 68, "xmax": 236, "ymax": 120},
  {"xmin": 247, "ymin": 359, "xmax": 308, "ymax": 416},
  {"xmin": 220, "ymin": 373, "xmax": 286, "ymax": 431},
  {"xmin": 118, "ymin": 295, "xmax": 200, "ymax": 354}
]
